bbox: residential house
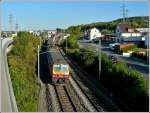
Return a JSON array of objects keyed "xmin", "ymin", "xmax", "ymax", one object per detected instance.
[
  {"xmin": 48, "ymin": 30, "xmax": 57, "ymax": 38},
  {"xmin": 84, "ymin": 28, "xmax": 101, "ymax": 40},
  {"xmin": 115, "ymin": 23, "xmax": 142, "ymax": 44},
  {"xmin": 101, "ymin": 34, "xmax": 116, "ymax": 42}
]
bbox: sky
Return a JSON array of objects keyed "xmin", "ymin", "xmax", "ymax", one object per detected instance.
[{"xmin": 1, "ymin": 0, "xmax": 149, "ymax": 31}]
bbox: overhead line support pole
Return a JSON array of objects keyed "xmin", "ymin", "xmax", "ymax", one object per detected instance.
[{"xmin": 38, "ymin": 45, "xmax": 40, "ymax": 83}]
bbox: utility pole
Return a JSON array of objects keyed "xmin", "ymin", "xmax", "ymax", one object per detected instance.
[
  {"xmin": 66, "ymin": 37, "xmax": 67, "ymax": 53},
  {"xmin": 121, "ymin": 4, "xmax": 128, "ymax": 22},
  {"xmin": 38, "ymin": 45, "xmax": 40, "ymax": 83},
  {"xmin": 98, "ymin": 39, "xmax": 101, "ymax": 81},
  {"xmin": 40, "ymin": 36, "xmax": 42, "ymax": 48},
  {"xmin": 144, "ymin": 19, "xmax": 149, "ymax": 65},
  {"xmin": 65, "ymin": 34, "xmax": 70, "ymax": 53},
  {"xmin": 15, "ymin": 23, "xmax": 19, "ymax": 32}
]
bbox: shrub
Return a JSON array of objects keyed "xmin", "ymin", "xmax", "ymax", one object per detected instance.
[
  {"xmin": 67, "ymin": 48, "xmax": 148, "ymax": 111},
  {"xmin": 115, "ymin": 44, "xmax": 137, "ymax": 54},
  {"xmin": 100, "ymin": 55, "xmax": 148, "ymax": 111},
  {"xmin": 132, "ymin": 50, "xmax": 148, "ymax": 61},
  {"xmin": 8, "ymin": 32, "xmax": 40, "ymax": 111},
  {"xmin": 67, "ymin": 35, "xmax": 79, "ymax": 49}
]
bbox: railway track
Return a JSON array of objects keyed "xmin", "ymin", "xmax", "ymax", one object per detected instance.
[
  {"xmin": 54, "ymin": 85, "xmax": 77, "ymax": 112},
  {"xmin": 46, "ymin": 83, "xmax": 87, "ymax": 112},
  {"xmin": 58, "ymin": 48, "xmax": 105, "ymax": 112},
  {"xmin": 60, "ymin": 50, "xmax": 129, "ymax": 111},
  {"xmin": 39, "ymin": 37, "xmax": 118, "ymax": 112}
]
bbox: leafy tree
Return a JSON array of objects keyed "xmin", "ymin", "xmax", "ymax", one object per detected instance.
[
  {"xmin": 101, "ymin": 29, "xmax": 112, "ymax": 34},
  {"xmin": 67, "ymin": 35, "xmax": 79, "ymax": 49}
]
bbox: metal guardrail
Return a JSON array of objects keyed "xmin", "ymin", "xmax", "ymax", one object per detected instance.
[{"xmin": 1, "ymin": 38, "xmax": 18, "ymax": 112}]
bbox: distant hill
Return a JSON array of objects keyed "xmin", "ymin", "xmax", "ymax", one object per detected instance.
[{"xmin": 67, "ymin": 16, "xmax": 149, "ymax": 34}]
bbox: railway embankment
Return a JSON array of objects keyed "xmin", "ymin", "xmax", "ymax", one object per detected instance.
[{"xmin": 8, "ymin": 32, "xmax": 40, "ymax": 111}]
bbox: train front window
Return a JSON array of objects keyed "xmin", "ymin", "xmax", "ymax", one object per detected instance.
[
  {"xmin": 53, "ymin": 64, "xmax": 68, "ymax": 73},
  {"xmin": 61, "ymin": 65, "xmax": 68, "ymax": 73}
]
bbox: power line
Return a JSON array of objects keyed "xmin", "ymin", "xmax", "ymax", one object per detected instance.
[{"xmin": 120, "ymin": 4, "xmax": 128, "ymax": 22}]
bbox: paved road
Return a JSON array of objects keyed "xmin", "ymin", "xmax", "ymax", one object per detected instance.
[
  {"xmin": 1, "ymin": 38, "xmax": 18, "ymax": 112},
  {"xmin": 78, "ymin": 40, "xmax": 149, "ymax": 79}
]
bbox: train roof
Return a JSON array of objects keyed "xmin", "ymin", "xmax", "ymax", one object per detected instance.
[{"xmin": 47, "ymin": 48, "xmax": 67, "ymax": 64}]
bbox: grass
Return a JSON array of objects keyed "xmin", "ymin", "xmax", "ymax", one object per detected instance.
[{"xmin": 8, "ymin": 32, "xmax": 39, "ymax": 111}]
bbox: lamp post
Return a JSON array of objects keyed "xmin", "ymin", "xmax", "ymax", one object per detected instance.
[
  {"xmin": 64, "ymin": 34, "xmax": 70, "ymax": 53},
  {"xmin": 38, "ymin": 45, "xmax": 40, "ymax": 82},
  {"xmin": 40, "ymin": 36, "xmax": 42, "ymax": 48},
  {"xmin": 98, "ymin": 39, "xmax": 101, "ymax": 81},
  {"xmin": 66, "ymin": 36, "xmax": 67, "ymax": 53}
]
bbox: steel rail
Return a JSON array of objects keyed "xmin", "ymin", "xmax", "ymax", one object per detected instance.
[{"xmin": 54, "ymin": 85, "xmax": 76, "ymax": 112}]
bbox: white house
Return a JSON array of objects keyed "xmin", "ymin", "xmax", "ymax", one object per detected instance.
[
  {"xmin": 84, "ymin": 28, "xmax": 101, "ymax": 40},
  {"xmin": 48, "ymin": 30, "xmax": 57, "ymax": 38},
  {"xmin": 116, "ymin": 23, "xmax": 142, "ymax": 43}
]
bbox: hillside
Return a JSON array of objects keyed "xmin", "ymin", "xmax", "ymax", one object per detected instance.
[{"xmin": 67, "ymin": 16, "xmax": 149, "ymax": 34}]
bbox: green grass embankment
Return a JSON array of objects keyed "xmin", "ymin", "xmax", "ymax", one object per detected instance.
[
  {"xmin": 8, "ymin": 32, "xmax": 40, "ymax": 111},
  {"xmin": 60, "ymin": 28, "xmax": 149, "ymax": 111}
]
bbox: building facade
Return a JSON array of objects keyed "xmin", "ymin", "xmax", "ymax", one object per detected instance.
[
  {"xmin": 84, "ymin": 28, "xmax": 101, "ymax": 40},
  {"xmin": 48, "ymin": 30, "xmax": 57, "ymax": 38},
  {"xmin": 115, "ymin": 23, "xmax": 142, "ymax": 44}
]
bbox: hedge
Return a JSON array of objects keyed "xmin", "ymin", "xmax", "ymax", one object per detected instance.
[
  {"xmin": 132, "ymin": 50, "xmax": 148, "ymax": 61},
  {"xmin": 115, "ymin": 44, "xmax": 137, "ymax": 54},
  {"xmin": 66, "ymin": 48, "xmax": 148, "ymax": 111}
]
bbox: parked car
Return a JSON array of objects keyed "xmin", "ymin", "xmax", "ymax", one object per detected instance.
[
  {"xmin": 109, "ymin": 55, "xmax": 117, "ymax": 63},
  {"xmin": 92, "ymin": 38, "xmax": 99, "ymax": 43},
  {"xmin": 109, "ymin": 43, "xmax": 120, "ymax": 50}
]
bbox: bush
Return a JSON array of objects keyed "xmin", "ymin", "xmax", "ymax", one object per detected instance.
[
  {"xmin": 115, "ymin": 44, "xmax": 137, "ymax": 54},
  {"xmin": 8, "ymin": 32, "xmax": 40, "ymax": 111},
  {"xmin": 67, "ymin": 35, "xmax": 79, "ymax": 49},
  {"xmin": 63, "ymin": 24, "xmax": 148, "ymax": 111},
  {"xmin": 132, "ymin": 50, "xmax": 148, "ymax": 61},
  {"xmin": 100, "ymin": 54, "xmax": 148, "ymax": 111},
  {"xmin": 121, "ymin": 44, "xmax": 137, "ymax": 52},
  {"xmin": 67, "ymin": 48, "xmax": 148, "ymax": 111}
]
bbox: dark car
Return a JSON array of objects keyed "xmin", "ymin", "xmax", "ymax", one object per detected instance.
[
  {"xmin": 109, "ymin": 55, "xmax": 117, "ymax": 63},
  {"xmin": 92, "ymin": 39, "xmax": 99, "ymax": 43}
]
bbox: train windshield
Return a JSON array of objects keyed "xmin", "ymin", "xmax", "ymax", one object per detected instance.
[{"xmin": 53, "ymin": 64, "xmax": 69, "ymax": 73}]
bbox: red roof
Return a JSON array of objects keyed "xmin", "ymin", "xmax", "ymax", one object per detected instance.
[{"xmin": 118, "ymin": 23, "xmax": 140, "ymax": 33}]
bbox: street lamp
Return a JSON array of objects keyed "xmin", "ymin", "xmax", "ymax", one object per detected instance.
[
  {"xmin": 96, "ymin": 39, "xmax": 101, "ymax": 81},
  {"xmin": 64, "ymin": 34, "xmax": 70, "ymax": 53},
  {"xmin": 98, "ymin": 39, "xmax": 101, "ymax": 81},
  {"xmin": 38, "ymin": 45, "xmax": 40, "ymax": 82},
  {"xmin": 66, "ymin": 36, "xmax": 67, "ymax": 53}
]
